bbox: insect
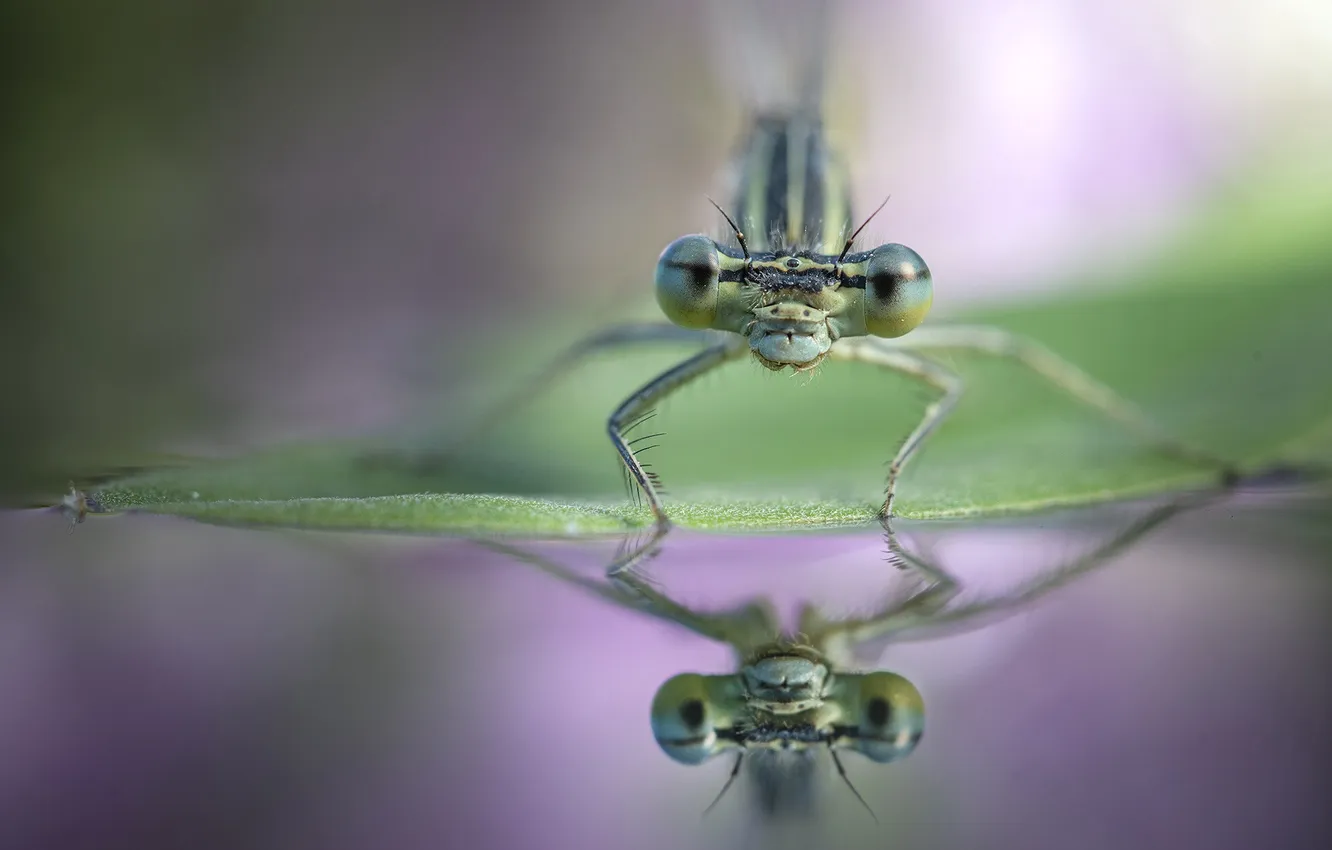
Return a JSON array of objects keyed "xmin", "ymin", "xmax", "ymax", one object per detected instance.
[
  {"xmin": 457, "ymin": 1, "xmax": 1234, "ymax": 568},
  {"xmin": 483, "ymin": 487, "xmax": 1217, "ymax": 820}
]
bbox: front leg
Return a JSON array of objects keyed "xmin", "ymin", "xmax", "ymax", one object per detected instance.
[
  {"xmin": 829, "ymin": 339, "xmax": 964, "ymax": 518},
  {"xmin": 898, "ymin": 324, "xmax": 1239, "ymax": 481},
  {"xmin": 361, "ymin": 322, "xmax": 714, "ymax": 476},
  {"xmin": 608, "ymin": 340, "xmax": 748, "ymax": 534},
  {"xmin": 449, "ymin": 322, "xmax": 712, "ymax": 457}
]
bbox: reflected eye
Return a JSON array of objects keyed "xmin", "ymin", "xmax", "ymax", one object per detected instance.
[
  {"xmin": 650, "ymin": 673, "xmax": 722, "ymax": 765},
  {"xmin": 863, "ymin": 243, "xmax": 932, "ymax": 338},
  {"xmin": 655, "ymin": 235, "xmax": 720, "ymax": 329},
  {"xmin": 844, "ymin": 672, "xmax": 924, "ymax": 763}
]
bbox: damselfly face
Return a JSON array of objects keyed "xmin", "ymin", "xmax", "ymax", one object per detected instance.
[
  {"xmin": 649, "ymin": 644, "xmax": 925, "ymax": 766},
  {"xmin": 654, "ymin": 235, "xmax": 934, "ymax": 371}
]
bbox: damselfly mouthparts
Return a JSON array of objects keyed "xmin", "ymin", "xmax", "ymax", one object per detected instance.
[{"xmin": 484, "ymin": 488, "xmax": 1218, "ymax": 820}]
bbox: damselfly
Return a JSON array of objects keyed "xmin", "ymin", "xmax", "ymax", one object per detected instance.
[
  {"xmin": 468, "ymin": 1, "xmax": 1234, "ymax": 565},
  {"xmin": 485, "ymin": 487, "xmax": 1217, "ymax": 820}
]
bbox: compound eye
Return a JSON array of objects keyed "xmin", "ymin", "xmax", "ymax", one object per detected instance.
[
  {"xmin": 655, "ymin": 235, "xmax": 719, "ymax": 329},
  {"xmin": 864, "ymin": 243, "xmax": 932, "ymax": 338},
  {"xmin": 845, "ymin": 672, "xmax": 924, "ymax": 763},
  {"xmin": 650, "ymin": 674, "xmax": 722, "ymax": 765}
]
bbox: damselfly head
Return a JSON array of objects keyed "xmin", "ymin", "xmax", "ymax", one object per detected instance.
[
  {"xmin": 654, "ymin": 234, "xmax": 934, "ymax": 371},
  {"xmin": 648, "ymin": 655, "xmax": 925, "ymax": 768}
]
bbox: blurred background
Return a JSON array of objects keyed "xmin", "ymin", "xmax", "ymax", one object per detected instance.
[
  {"xmin": 2, "ymin": 0, "xmax": 1331, "ymax": 848},
  {"xmin": 5, "ymin": 0, "xmax": 1332, "ymax": 498}
]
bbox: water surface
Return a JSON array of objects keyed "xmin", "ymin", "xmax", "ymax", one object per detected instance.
[{"xmin": 1, "ymin": 488, "xmax": 1328, "ymax": 849}]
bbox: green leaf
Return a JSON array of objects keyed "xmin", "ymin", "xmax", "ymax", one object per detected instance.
[{"xmin": 91, "ymin": 174, "xmax": 1332, "ymax": 535}]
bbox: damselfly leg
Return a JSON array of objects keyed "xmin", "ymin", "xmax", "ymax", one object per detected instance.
[
  {"xmin": 827, "ymin": 340, "xmax": 964, "ymax": 519},
  {"xmin": 832, "ymin": 326, "xmax": 1240, "ymax": 518},
  {"xmin": 893, "ymin": 326, "xmax": 1239, "ymax": 473},
  {"xmin": 855, "ymin": 486, "xmax": 1221, "ymax": 645},
  {"xmin": 443, "ymin": 321, "xmax": 712, "ymax": 458},
  {"xmin": 608, "ymin": 338, "xmax": 748, "ymax": 534}
]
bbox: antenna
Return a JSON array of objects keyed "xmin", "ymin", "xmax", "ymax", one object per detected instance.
[
  {"xmin": 701, "ymin": 754, "xmax": 744, "ymax": 818},
  {"xmin": 831, "ymin": 750, "xmax": 878, "ymax": 823},
  {"xmin": 837, "ymin": 195, "xmax": 891, "ymax": 264},
  {"xmin": 707, "ymin": 197, "xmax": 750, "ymax": 261}
]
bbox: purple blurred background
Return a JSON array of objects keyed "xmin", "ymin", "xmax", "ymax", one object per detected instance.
[
  {"xmin": 3, "ymin": 491, "xmax": 1329, "ymax": 849},
  {"xmin": 3, "ymin": 1, "xmax": 1332, "ymax": 848}
]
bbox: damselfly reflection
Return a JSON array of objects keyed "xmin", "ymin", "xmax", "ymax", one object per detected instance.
[
  {"xmin": 481, "ymin": 488, "xmax": 1218, "ymax": 820},
  {"xmin": 454, "ymin": 0, "xmax": 1235, "ymax": 570}
]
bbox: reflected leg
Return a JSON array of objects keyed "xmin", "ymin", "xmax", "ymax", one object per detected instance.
[
  {"xmin": 802, "ymin": 520, "xmax": 963, "ymax": 652},
  {"xmin": 898, "ymin": 324, "xmax": 1238, "ymax": 476},
  {"xmin": 828, "ymin": 339, "xmax": 963, "ymax": 518},
  {"xmin": 826, "ymin": 487, "xmax": 1222, "ymax": 648},
  {"xmin": 475, "ymin": 538, "xmax": 780, "ymax": 651},
  {"xmin": 892, "ymin": 487, "xmax": 1221, "ymax": 640}
]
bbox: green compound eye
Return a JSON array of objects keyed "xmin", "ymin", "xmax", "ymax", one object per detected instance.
[
  {"xmin": 649, "ymin": 673, "xmax": 722, "ymax": 765},
  {"xmin": 841, "ymin": 671, "xmax": 924, "ymax": 763},
  {"xmin": 655, "ymin": 235, "xmax": 720, "ymax": 329},
  {"xmin": 864, "ymin": 243, "xmax": 932, "ymax": 338}
]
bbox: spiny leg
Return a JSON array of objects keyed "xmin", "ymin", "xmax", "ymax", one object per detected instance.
[
  {"xmin": 829, "ymin": 339, "xmax": 964, "ymax": 518},
  {"xmin": 474, "ymin": 537, "xmax": 780, "ymax": 649},
  {"xmin": 609, "ymin": 340, "xmax": 748, "ymax": 535},
  {"xmin": 882, "ymin": 487, "xmax": 1222, "ymax": 644},
  {"xmin": 802, "ymin": 519, "xmax": 963, "ymax": 651},
  {"xmin": 810, "ymin": 486, "xmax": 1221, "ymax": 650},
  {"xmin": 897, "ymin": 324, "xmax": 1239, "ymax": 479},
  {"xmin": 607, "ymin": 523, "xmax": 670, "ymax": 575},
  {"xmin": 607, "ymin": 564, "xmax": 781, "ymax": 650},
  {"xmin": 437, "ymin": 322, "xmax": 713, "ymax": 461}
]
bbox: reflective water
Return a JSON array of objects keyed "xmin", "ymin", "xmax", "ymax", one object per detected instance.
[{"xmin": 2, "ymin": 486, "xmax": 1329, "ymax": 850}]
